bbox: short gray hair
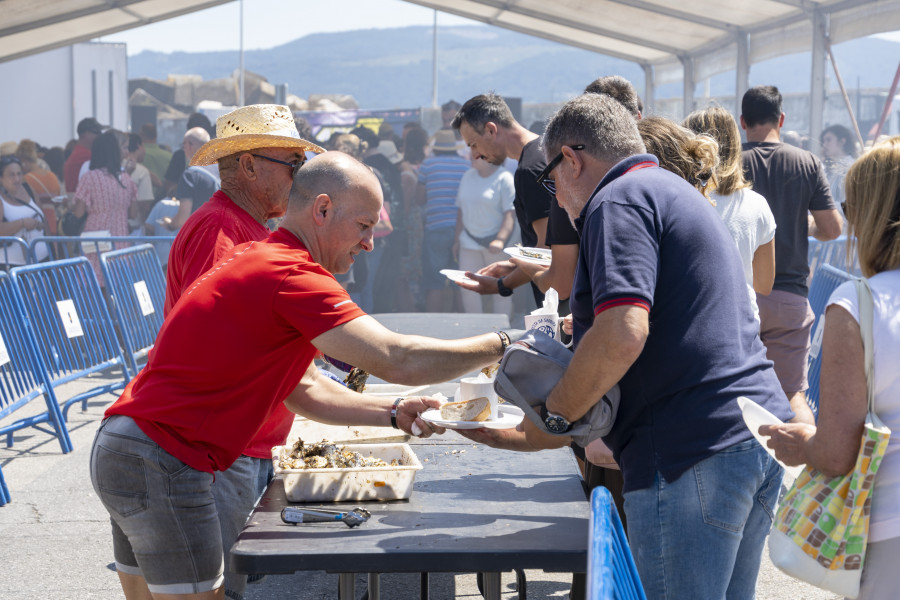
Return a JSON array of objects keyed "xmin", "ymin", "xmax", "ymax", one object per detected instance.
[{"xmin": 542, "ymin": 93, "xmax": 645, "ymax": 164}]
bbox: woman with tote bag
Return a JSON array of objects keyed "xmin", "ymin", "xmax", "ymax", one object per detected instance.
[{"xmin": 762, "ymin": 136, "xmax": 900, "ymax": 599}]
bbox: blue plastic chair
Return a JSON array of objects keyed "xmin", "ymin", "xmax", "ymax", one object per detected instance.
[
  {"xmin": 100, "ymin": 244, "xmax": 167, "ymax": 375},
  {"xmin": 806, "ymin": 264, "xmax": 855, "ymax": 416},
  {"xmin": 10, "ymin": 258, "xmax": 131, "ymax": 420},
  {"xmin": 588, "ymin": 487, "xmax": 646, "ymax": 600}
]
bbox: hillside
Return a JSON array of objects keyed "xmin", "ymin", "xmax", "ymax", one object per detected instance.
[{"xmin": 128, "ymin": 25, "xmax": 900, "ymax": 109}]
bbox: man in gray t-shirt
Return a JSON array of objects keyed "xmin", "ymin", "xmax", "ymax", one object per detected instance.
[{"xmin": 740, "ymin": 85, "xmax": 842, "ymax": 424}]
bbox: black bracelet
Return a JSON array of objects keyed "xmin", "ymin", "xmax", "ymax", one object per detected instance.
[
  {"xmin": 390, "ymin": 397, "xmax": 402, "ymax": 429},
  {"xmin": 496, "ymin": 330, "xmax": 511, "ymax": 351},
  {"xmin": 497, "ymin": 277, "xmax": 514, "ymax": 297}
]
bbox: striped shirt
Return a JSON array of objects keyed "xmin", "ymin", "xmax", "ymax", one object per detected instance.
[{"xmin": 418, "ymin": 154, "xmax": 470, "ymax": 231}]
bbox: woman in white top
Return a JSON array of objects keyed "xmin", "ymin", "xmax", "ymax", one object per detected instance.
[
  {"xmin": 763, "ymin": 136, "xmax": 900, "ymax": 599},
  {"xmin": 684, "ymin": 106, "xmax": 776, "ymax": 323},
  {"xmin": 0, "ymin": 155, "xmax": 49, "ymax": 266},
  {"xmin": 453, "ymin": 156, "xmax": 516, "ymax": 316}
]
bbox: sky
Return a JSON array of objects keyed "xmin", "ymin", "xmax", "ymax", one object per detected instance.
[{"xmin": 100, "ymin": 0, "xmax": 476, "ymax": 55}]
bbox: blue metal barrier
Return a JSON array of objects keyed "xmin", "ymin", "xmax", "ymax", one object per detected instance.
[
  {"xmin": 0, "ymin": 236, "xmax": 30, "ymax": 269},
  {"xmin": 100, "ymin": 245, "xmax": 166, "ymax": 374},
  {"xmin": 0, "ymin": 463, "xmax": 8, "ymax": 506},
  {"xmin": 10, "ymin": 258, "xmax": 131, "ymax": 420},
  {"xmin": 588, "ymin": 487, "xmax": 645, "ymax": 600},
  {"xmin": 0, "ymin": 272, "xmax": 74, "ymax": 507},
  {"xmin": 29, "ymin": 235, "xmax": 176, "ymax": 265},
  {"xmin": 808, "ymin": 236, "xmax": 860, "ymax": 288},
  {"xmin": 806, "ymin": 264, "xmax": 855, "ymax": 416}
]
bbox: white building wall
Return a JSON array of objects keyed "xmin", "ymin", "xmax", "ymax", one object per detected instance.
[{"xmin": 0, "ymin": 42, "xmax": 127, "ymax": 148}]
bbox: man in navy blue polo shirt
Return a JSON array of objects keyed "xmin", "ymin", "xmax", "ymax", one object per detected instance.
[{"xmin": 524, "ymin": 93, "xmax": 793, "ymax": 599}]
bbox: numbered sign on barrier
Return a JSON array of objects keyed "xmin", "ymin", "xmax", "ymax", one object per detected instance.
[
  {"xmin": 0, "ymin": 331, "xmax": 9, "ymax": 366},
  {"xmin": 56, "ymin": 299, "xmax": 84, "ymax": 338},
  {"xmin": 133, "ymin": 280, "xmax": 155, "ymax": 316}
]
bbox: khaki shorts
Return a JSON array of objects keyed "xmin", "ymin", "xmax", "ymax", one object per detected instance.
[{"xmin": 757, "ymin": 290, "xmax": 814, "ymax": 394}]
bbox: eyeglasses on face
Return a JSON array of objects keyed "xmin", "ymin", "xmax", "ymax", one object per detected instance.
[
  {"xmin": 536, "ymin": 144, "xmax": 586, "ymax": 195},
  {"xmin": 239, "ymin": 153, "xmax": 306, "ymax": 175}
]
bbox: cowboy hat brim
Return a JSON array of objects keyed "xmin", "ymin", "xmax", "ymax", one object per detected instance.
[{"xmin": 190, "ymin": 133, "xmax": 325, "ymax": 166}]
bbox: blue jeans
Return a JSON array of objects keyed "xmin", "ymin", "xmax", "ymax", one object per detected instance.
[{"xmin": 624, "ymin": 439, "xmax": 783, "ymax": 600}]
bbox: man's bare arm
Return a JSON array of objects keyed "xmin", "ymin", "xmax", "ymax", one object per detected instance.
[
  {"xmin": 312, "ymin": 315, "xmax": 506, "ymax": 385},
  {"xmin": 531, "ymin": 243, "xmax": 578, "ymax": 299},
  {"xmin": 284, "ymin": 363, "xmax": 444, "ymax": 436},
  {"xmin": 546, "ymin": 305, "xmax": 648, "ymax": 422},
  {"xmin": 808, "ymin": 209, "xmax": 843, "ymax": 241}
]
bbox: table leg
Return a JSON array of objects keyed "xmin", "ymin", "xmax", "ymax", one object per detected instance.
[
  {"xmin": 368, "ymin": 573, "xmax": 380, "ymax": 600},
  {"xmin": 481, "ymin": 572, "xmax": 501, "ymax": 600},
  {"xmin": 420, "ymin": 572, "xmax": 429, "ymax": 599},
  {"xmin": 338, "ymin": 572, "xmax": 355, "ymax": 600}
]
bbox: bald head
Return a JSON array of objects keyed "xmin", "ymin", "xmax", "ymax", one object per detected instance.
[
  {"xmin": 283, "ymin": 151, "xmax": 384, "ymax": 274},
  {"xmin": 287, "ymin": 151, "xmax": 380, "ymax": 212}
]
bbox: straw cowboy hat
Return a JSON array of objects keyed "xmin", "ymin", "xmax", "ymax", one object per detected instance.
[
  {"xmin": 190, "ymin": 104, "xmax": 324, "ymax": 166},
  {"xmin": 431, "ymin": 129, "xmax": 459, "ymax": 152}
]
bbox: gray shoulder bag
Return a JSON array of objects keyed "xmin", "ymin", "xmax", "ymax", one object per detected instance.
[{"xmin": 493, "ymin": 330, "xmax": 620, "ymax": 447}]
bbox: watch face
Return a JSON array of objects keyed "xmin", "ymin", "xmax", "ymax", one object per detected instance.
[{"xmin": 544, "ymin": 414, "xmax": 569, "ymax": 434}]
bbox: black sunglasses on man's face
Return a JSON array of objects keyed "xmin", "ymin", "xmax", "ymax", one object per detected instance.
[
  {"xmin": 536, "ymin": 144, "xmax": 585, "ymax": 195},
  {"xmin": 238, "ymin": 153, "xmax": 306, "ymax": 176}
]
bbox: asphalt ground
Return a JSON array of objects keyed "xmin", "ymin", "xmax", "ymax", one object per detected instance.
[{"xmin": 0, "ymin": 369, "xmax": 840, "ymax": 599}]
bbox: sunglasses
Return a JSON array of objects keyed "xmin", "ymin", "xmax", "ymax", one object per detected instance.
[
  {"xmin": 240, "ymin": 153, "xmax": 306, "ymax": 176},
  {"xmin": 536, "ymin": 144, "xmax": 585, "ymax": 195}
]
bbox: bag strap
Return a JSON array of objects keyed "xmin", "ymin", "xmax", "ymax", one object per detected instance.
[{"xmin": 854, "ymin": 278, "xmax": 876, "ymax": 414}]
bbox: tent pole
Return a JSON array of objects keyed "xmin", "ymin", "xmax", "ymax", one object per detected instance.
[
  {"xmin": 871, "ymin": 61, "xmax": 900, "ymax": 142},
  {"xmin": 825, "ymin": 37, "xmax": 864, "ymax": 149},
  {"xmin": 809, "ymin": 9, "xmax": 827, "ymax": 151}
]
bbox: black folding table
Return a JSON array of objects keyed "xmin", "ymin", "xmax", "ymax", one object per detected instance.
[{"xmin": 231, "ymin": 436, "xmax": 590, "ymax": 600}]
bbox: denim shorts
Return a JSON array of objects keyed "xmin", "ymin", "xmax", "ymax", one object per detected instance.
[{"xmin": 89, "ymin": 415, "xmax": 224, "ymax": 595}]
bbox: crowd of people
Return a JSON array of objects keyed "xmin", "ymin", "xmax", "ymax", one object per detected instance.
[{"xmin": 4, "ymin": 77, "xmax": 898, "ymax": 600}]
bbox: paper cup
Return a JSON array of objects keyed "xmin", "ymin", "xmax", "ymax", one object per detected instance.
[
  {"xmin": 524, "ymin": 313, "xmax": 559, "ymax": 340},
  {"xmin": 458, "ymin": 377, "xmax": 499, "ymax": 420}
]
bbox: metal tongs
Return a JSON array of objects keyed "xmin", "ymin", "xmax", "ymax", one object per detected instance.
[{"xmin": 280, "ymin": 506, "xmax": 371, "ymax": 528}]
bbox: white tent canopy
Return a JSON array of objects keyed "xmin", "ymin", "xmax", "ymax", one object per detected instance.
[{"xmin": 3, "ymin": 0, "xmax": 899, "ymax": 134}]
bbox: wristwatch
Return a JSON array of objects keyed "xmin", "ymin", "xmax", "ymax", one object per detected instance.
[
  {"xmin": 497, "ymin": 277, "xmax": 514, "ymax": 297},
  {"xmin": 540, "ymin": 404, "xmax": 572, "ymax": 434}
]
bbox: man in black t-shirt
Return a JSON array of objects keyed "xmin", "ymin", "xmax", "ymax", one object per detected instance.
[
  {"xmin": 740, "ymin": 85, "xmax": 842, "ymax": 423},
  {"xmin": 451, "ymin": 93, "xmax": 579, "ymax": 308}
]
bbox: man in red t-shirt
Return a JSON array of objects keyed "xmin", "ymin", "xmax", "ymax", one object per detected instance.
[
  {"xmin": 163, "ymin": 104, "xmax": 323, "ymax": 600},
  {"xmin": 93, "ymin": 150, "xmax": 520, "ymax": 599},
  {"xmin": 63, "ymin": 117, "xmax": 102, "ymax": 192}
]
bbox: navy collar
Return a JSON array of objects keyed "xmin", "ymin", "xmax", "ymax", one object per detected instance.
[{"xmin": 575, "ymin": 154, "xmax": 659, "ymax": 233}]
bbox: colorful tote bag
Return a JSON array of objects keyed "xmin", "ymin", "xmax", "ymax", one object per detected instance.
[{"xmin": 769, "ymin": 278, "xmax": 891, "ymax": 598}]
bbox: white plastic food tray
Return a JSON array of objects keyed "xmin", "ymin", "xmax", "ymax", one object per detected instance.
[{"xmin": 272, "ymin": 442, "xmax": 423, "ymax": 503}]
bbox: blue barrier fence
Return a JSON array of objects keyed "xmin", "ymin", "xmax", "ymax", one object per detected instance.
[
  {"xmin": 10, "ymin": 258, "xmax": 131, "ymax": 420},
  {"xmin": 0, "ymin": 236, "xmax": 31, "ymax": 269},
  {"xmin": 0, "ymin": 272, "xmax": 74, "ymax": 453},
  {"xmin": 101, "ymin": 245, "xmax": 167, "ymax": 375},
  {"xmin": 588, "ymin": 487, "xmax": 645, "ymax": 600},
  {"xmin": 806, "ymin": 264, "xmax": 855, "ymax": 417},
  {"xmin": 28, "ymin": 235, "xmax": 176, "ymax": 265}
]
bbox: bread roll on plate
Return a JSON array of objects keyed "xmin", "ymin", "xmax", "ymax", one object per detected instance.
[{"xmin": 440, "ymin": 397, "xmax": 491, "ymax": 422}]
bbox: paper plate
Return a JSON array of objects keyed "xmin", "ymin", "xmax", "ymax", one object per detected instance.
[
  {"xmin": 504, "ymin": 246, "xmax": 552, "ymax": 266},
  {"xmin": 737, "ymin": 397, "xmax": 804, "ymax": 480},
  {"xmin": 421, "ymin": 404, "xmax": 524, "ymax": 430},
  {"xmin": 440, "ymin": 269, "xmax": 475, "ymax": 284}
]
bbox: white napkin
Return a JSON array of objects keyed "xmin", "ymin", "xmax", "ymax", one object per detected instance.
[{"xmin": 531, "ymin": 287, "xmax": 559, "ymax": 316}]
